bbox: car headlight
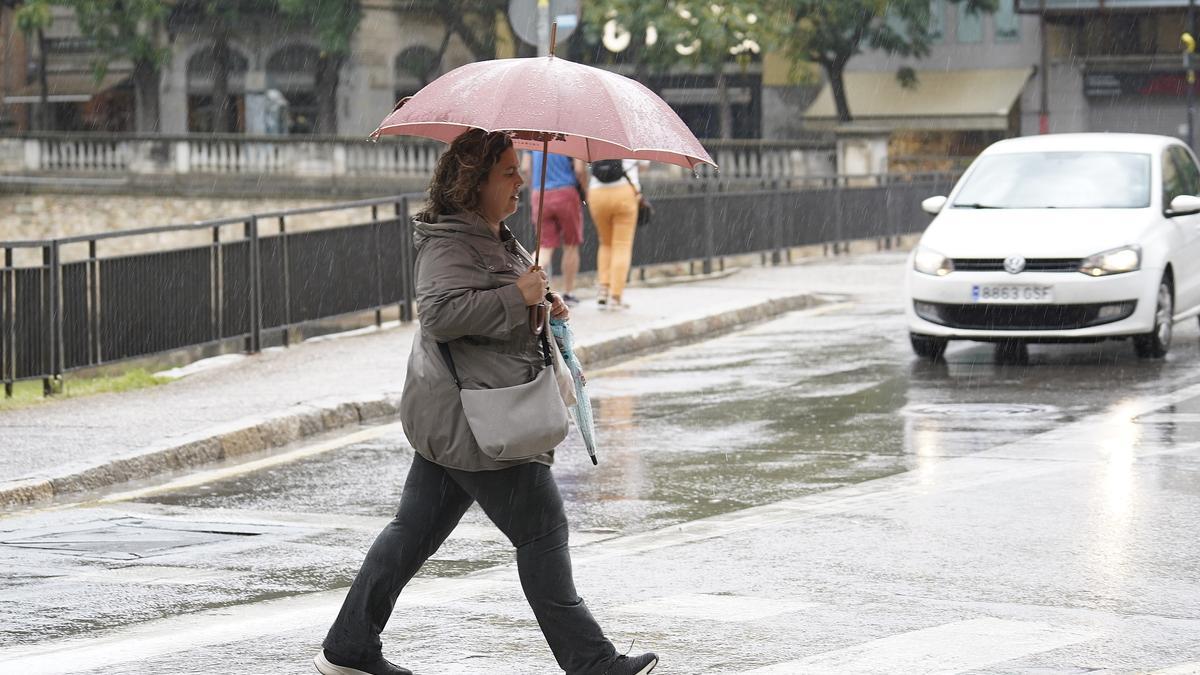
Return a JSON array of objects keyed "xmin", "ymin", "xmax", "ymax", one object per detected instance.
[
  {"xmin": 913, "ymin": 246, "xmax": 954, "ymax": 276},
  {"xmin": 1079, "ymin": 245, "xmax": 1141, "ymax": 276}
]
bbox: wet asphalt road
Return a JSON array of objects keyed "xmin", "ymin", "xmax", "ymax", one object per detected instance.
[{"xmin": 3, "ymin": 253, "xmax": 1200, "ymax": 672}]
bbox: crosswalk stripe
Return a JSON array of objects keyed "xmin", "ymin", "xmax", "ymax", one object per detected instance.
[{"xmin": 739, "ymin": 618, "xmax": 1095, "ymax": 674}]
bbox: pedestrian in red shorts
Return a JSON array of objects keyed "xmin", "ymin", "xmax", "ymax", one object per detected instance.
[{"xmin": 524, "ymin": 150, "xmax": 586, "ymax": 305}]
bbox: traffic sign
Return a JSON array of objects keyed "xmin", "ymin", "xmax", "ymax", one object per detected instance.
[{"xmin": 508, "ymin": 0, "xmax": 580, "ymax": 47}]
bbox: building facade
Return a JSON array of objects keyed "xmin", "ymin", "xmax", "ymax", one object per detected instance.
[
  {"xmin": 0, "ymin": 2, "xmax": 495, "ymax": 137},
  {"xmin": 0, "ymin": 2, "xmax": 775, "ymax": 142},
  {"xmin": 787, "ymin": 1, "xmax": 1200, "ymax": 170}
]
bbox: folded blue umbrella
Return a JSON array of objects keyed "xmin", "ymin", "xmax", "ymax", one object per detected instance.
[{"xmin": 550, "ymin": 317, "xmax": 598, "ymax": 465}]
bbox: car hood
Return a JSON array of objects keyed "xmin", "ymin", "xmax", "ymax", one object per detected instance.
[{"xmin": 919, "ymin": 207, "xmax": 1157, "ymax": 258}]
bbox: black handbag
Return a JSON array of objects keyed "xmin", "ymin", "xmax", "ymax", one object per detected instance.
[{"xmin": 622, "ymin": 170, "xmax": 652, "ymax": 228}]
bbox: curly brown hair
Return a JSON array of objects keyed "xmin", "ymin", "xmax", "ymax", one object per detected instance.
[{"xmin": 416, "ymin": 129, "xmax": 514, "ymax": 221}]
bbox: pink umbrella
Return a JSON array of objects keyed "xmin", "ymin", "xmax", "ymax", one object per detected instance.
[
  {"xmin": 372, "ymin": 26, "xmax": 715, "ymax": 332},
  {"xmin": 370, "ymin": 57, "xmax": 715, "ymax": 174}
]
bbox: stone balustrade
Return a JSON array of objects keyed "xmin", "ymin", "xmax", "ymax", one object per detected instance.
[{"xmin": 0, "ymin": 133, "xmax": 835, "ymax": 180}]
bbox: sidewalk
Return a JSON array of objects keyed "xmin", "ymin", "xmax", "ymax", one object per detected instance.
[{"xmin": 0, "ymin": 251, "xmax": 882, "ymax": 508}]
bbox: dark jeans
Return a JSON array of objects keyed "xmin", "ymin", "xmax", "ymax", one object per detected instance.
[{"xmin": 323, "ymin": 453, "xmax": 618, "ymax": 675}]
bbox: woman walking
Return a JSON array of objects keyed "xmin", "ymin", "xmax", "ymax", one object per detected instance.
[
  {"xmin": 314, "ymin": 129, "xmax": 658, "ymax": 675},
  {"xmin": 586, "ymin": 159, "xmax": 644, "ymax": 310}
]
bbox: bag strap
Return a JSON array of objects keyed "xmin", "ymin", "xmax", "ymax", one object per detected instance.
[
  {"xmin": 620, "ymin": 166, "xmax": 642, "ymax": 197},
  {"xmin": 437, "ymin": 331, "xmax": 552, "ymax": 391}
]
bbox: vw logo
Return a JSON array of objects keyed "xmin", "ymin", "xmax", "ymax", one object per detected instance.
[{"xmin": 1004, "ymin": 255, "xmax": 1026, "ymax": 274}]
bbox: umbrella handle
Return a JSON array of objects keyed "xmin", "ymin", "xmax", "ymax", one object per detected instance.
[{"xmin": 529, "ymin": 303, "xmax": 546, "ymax": 336}]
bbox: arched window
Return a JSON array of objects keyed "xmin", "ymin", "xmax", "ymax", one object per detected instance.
[
  {"xmin": 267, "ymin": 44, "xmax": 320, "ymax": 135},
  {"xmin": 394, "ymin": 46, "xmax": 441, "ymax": 103},
  {"xmin": 186, "ymin": 44, "xmax": 249, "ymax": 132}
]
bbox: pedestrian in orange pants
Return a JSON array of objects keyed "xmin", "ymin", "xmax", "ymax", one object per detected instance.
[{"xmin": 586, "ymin": 159, "xmax": 643, "ymax": 309}]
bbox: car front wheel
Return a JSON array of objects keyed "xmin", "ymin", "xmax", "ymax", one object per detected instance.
[
  {"xmin": 1133, "ymin": 277, "xmax": 1173, "ymax": 359},
  {"xmin": 910, "ymin": 332, "xmax": 948, "ymax": 360}
]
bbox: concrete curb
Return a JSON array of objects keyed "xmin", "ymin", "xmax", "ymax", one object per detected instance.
[{"xmin": 0, "ymin": 292, "xmax": 825, "ymax": 509}]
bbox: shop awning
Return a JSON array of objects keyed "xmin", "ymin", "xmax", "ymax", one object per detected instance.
[
  {"xmin": 804, "ymin": 67, "xmax": 1033, "ymax": 131},
  {"xmin": 3, "ymin": 72, "xmax": 129, "ymax": 104},
  {"xmin": 1017, "ymin": 0, "xmax": 1194, "ymax": 11}
]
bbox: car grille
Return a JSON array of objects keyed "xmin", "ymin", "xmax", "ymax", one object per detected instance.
[
  {"xmin": 914, "ymin": 300, "xmax": 1137, "ymax": 330},
  {"xmin": 951, "ymin": 258, "xmax": 1083, "ymax": 273}
]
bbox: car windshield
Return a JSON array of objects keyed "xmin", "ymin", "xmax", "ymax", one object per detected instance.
[{"xmin": 952, "ymin": 151, "xmax": 1152, "ymax": 209}]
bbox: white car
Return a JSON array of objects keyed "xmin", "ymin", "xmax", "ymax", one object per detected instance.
[{"xmin": 907, "ymin": 132, "xmax": 1200, "ymax": 360}]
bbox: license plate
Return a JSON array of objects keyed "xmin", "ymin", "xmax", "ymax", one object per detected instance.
[{"xmin": 971, "ymin": 285, "xmax": 1054, "ymax": 303}]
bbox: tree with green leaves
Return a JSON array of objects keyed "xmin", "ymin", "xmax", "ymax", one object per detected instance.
[
  {"xmin": 278, "ymin": 0, "xmax": 362, "ymax": 135},
  {"xmin": 583, "ymin": 1, "xmax": 766, "ymax": 139},
  {"xmin": 12, "ymin": 0, "xmax": 54, "ymax": 130},
  {"xmin": 69, "ymin": 0, "xmax": 171, "ymax": 132},
  {"xmin": 774, "ymin": 0, "xmax": 998, "ymax": 123},
  {"xmin": 580, "ymin": 0, "xmax": 665, "ymax": 87}
]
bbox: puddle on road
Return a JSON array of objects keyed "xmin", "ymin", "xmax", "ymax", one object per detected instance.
[
  {"xmin": 903, "ymin": 403, "xmax": 1063, "ymax": 418},
  {"xmin": 0, "ymin": 516, "xmax": 290, "ymax": 560}
]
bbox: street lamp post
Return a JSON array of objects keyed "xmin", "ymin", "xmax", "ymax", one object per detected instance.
[{"xmin": 537, "ymin": 0, "xmax": 550, "ymax": 57}]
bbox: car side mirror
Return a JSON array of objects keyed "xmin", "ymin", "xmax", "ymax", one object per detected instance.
[
  {"xmin": 921, "ymin": 195, "xmax": 948, "ymax": 215},
  {"xmin": 1168, "ymin": 194, "xmax": 1200, "ymax": 216}
]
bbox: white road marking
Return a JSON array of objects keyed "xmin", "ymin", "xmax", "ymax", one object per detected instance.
[
  {"xmin": 1154, "ymin": 663, "xmax": 1200, "ymax": 675},
  {"xmin": 0, "ymin": 577, "xmax": 519, "ymax": 674},
  {"xmin": 739, "ymin": 618, "xmax": 1096, "ymax": 674},
  {"xmin": 615, "ymin": 593, "xmax": 816, "ymax": 623}
]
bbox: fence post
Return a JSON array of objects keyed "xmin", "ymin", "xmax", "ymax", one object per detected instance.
[
  {"xmin": 371, "ymin": 204, "xmax": 383, "ymax": 328},
  {"xmin": 52, "ymin": 240, "xmax": 64, "ymax": 389},
  {"xmin": 833, "ymin": 177, "xmax": 845, "ymax": 255},
  {"xmin": 702, "ymin": 182, "xmax": 716, "ymax": 275},
  {"xmin": 24, "ymin": 138, "xmax": 40, "ymax": 171},
  {"xmin": 3, "ymin": 247, "xmax": 11, "ymax": 398},
  {"xmin": 398, "ymin": 197, "xmax": 415, "ymax": 322},
  {"xmin": 884, "ymin": 179, "xmax": 895, "ymax": 250},
  {"xmin": 771, "ymin": 179, "xmax": 783, "ymax": 266},
  {"xmin": 174, "ymin": 140, "xmax": 191, "ymax": 175},
  {"xmin": 42, "ymin": 244, "xmax": 54, "ymax": 395},
  {"xmin": 88, "ymin": 240, "xmax": 100, "ymax": 366},
  {"xmin": 246, "ymin": 217, "xmax": 262, "ymax": 353}
]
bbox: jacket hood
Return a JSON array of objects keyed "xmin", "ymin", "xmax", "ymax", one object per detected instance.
[{"xmin": 412, "ymin": 211, "xmax": 497, "ymax": 250}]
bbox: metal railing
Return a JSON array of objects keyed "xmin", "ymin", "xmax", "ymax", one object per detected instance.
[
  {"xmin": 2, "ymin": 195, "xmax": 418, "ymax": 396},
  {"xmin": 1, "ymin": 174, "xmax": 957, "ymax": 396}
]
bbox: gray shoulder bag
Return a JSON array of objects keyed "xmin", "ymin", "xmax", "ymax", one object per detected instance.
[{"xmin": 437, "ymin": 331, "xmax": 569, "ymax": 461}]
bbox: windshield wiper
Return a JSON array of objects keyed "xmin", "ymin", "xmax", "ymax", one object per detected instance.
[{"xmin": 953, "ymin": 203, "xmax": 1004, "ymax": 209}]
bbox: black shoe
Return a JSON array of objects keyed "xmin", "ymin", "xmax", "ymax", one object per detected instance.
[
  {"xmin": 314, "ymin": 649, "xmax": 413, "ymax": 675},
  {"xmin": 605, "ymin": 652, "xmax": 658, "ymax": 675},
  {"xmin": 563, "ymin": 293, "xmax": 580, "ymax": 306}
]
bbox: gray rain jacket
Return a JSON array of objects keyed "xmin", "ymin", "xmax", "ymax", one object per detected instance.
[{"xmin": 399, "ymin": 211, "xmax": 554, "ymax": 471}]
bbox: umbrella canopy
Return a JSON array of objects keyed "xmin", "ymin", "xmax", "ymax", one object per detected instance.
[{"xmin": 371, "ymin": 55, "xmax": 716, "ymax": 172}]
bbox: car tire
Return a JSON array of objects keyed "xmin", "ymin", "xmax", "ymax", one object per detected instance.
[
  {"xmin": 1133, "ymin": 277, "xmax": 1173, "ymax": 359},
  {"xmin": 910, "ymin": 333, "xmax": 948, "ymax": 360}
]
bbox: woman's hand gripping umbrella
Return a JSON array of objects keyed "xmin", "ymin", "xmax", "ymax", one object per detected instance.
[{"xmin": 550, "ymin": 316, "xmax": 597, "ymax": 465}]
